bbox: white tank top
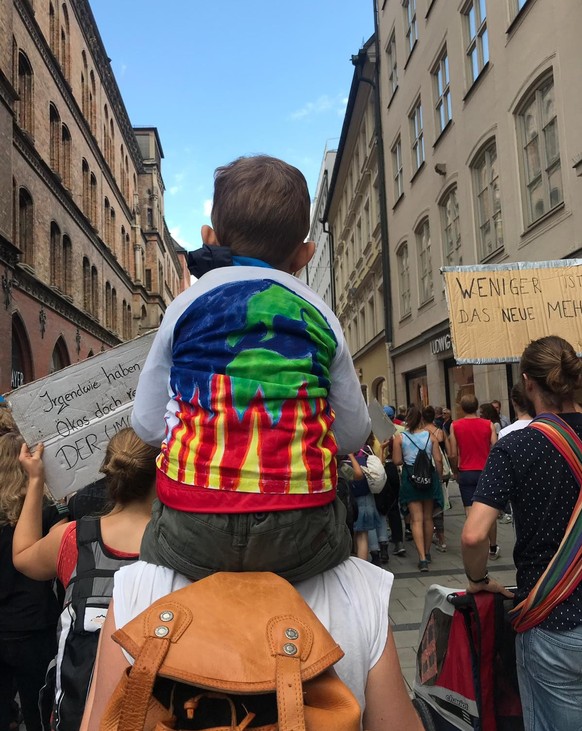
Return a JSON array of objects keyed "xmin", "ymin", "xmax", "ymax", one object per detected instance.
[{"xmin": 112, "ymin": 558, "xmax": 392, "ymax": 720}]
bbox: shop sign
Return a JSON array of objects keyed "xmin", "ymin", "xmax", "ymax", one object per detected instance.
[
  {"xmin": 430, "ymin": 333, "xmax": 451, "ymax": 356},
  {"xmin": 7, "ymin": 331, "xmax": 156, "ymax": 499},
  {"xmin": 443, "ymin": 260, "xmax": 582, "ymax": 363}
]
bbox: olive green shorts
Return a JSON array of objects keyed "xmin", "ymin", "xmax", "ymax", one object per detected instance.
[{"xmin": 140, "ymin": 497, "xmax": 352, "ymax": 582}]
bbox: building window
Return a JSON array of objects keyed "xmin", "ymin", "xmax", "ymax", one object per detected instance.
[
  {"xmin": 17, "ymin": 51, "xmax": 34, "ymax": 136},
  {"xmin": 62, "ymin": 235, "xmax": 72, "ymax": 295},
  {"xmin": 433, "ymin": 49, "xmax": 452, "ymax": 134},
  {"xmin": 464, "ymin": 0, "xmax": 489, "ymax": 85},
  {"xmin": 386, "ymin": 30, "xmax": 397, "ymax": 96},
  {"xmin": 112, "ymin": 288, "xmax": 118, "ymax": 332},
  {"xmin": 104, "ymin": 198, "xmax": 110, "ymax": 245},
  {"xmin": 409, "ymin": 98, "xmax": 424, "ymax": 174},
  {"xmin": 49, "ymin": 3, "xmax": 59, "ymax": 57},
  {"xmin": 472, "ymin": 140, "xmax": 503, "ymax": 258},
  {"xmin": 145, "ymin": 268, "xmax": 152, "ymax": 291},
  {"xmin": 81, "ymin": 51, "xmax": 88, "ymax": 119},
  {"xmin": 441, "ymin": 188, "xmax": 462, "ymax": 266},
  {"xmin": 82, "ymin": 159, "xmax": 90, "ymax": 215},
  {"xmin": 61, "ymin": 124, "xmax": 71, "ymax": 188},
  {"xmin": 416, "ymin": 218, "xmax": 433, "ymax": 303},
  {"xmin": 18, "ymin": 188, "xmax": 34, "ymax": 265},
  {"xmin": 512, "ymin": 0, "xmax": 528, "ymax": 17},
  {"xmin": 50, "ymin": 337, "xmax": 70, "ymax": 373},
  {"xmin": 403, "ymin": 0, "xmax": 418, "ymax": 56},
  {"xmin": 90, "ymin": 173, "xmax": 97, "ymax": 225},
  {"xmin": 105, "ymin": 282, "xmax": 112, "ymax": 328},
  {"xmin": 518, "ymin": 75, "xmax": 562, "ymax": 225},
  {"xmin": 83, "ymin": 257, "xmax": 90, "ymax": 311},
  {"xmin": 391, "ymin": 137, "xmax": 404, "ymax": 202},
  {"xmin": 89, "ymin": 71, "xmax": 96, "ymax": 131},
  {"xmin": 49, "ymin": 104, "xmax": 60, "ymax": 174},
  {"xmin": 124, "ymin": 232, "xmax": 130, "ymax": 271},
  {"xmin": 91, "ymin": 265, "xmax": 99, "ymax": 317},
  {"xmin": 397, "ymin": 243, "xmax": 411, "ymax": 317},
  {"xmin": 59, "ymin": 4, "xmax": 71, "ymax": 81},
  {"xmin": 50, "ymin": 222, "xmax": 61, "ymax": 288}
]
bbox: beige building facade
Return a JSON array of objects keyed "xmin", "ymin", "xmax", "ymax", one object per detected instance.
[
  {"xmin": 376, "ymin": 0, "xmax": 582, "ymax": 415},
  {"xmin": 0, "ymin": 0, "xmax": 184, "ymax": 392},
  {"xmin": 325, "ymin": 39, "xmax": 393, "ymax": 407}
]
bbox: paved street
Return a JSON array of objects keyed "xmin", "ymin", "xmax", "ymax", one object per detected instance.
[{"xmin": 386, "ymin": 482, "xmax": 517, "ymax": 693}]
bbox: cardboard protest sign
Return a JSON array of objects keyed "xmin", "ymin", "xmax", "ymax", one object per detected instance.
[
  {"xmin": 369, "ymin": 399, "xmax": 396, "ymax": 442},
  {"xmin": 443, "ymin": 260, "xmax": 582, "ymax": 363},
  {"xmin": 8, "ymin": 331, "xmax": 157, "ymax": 499}
]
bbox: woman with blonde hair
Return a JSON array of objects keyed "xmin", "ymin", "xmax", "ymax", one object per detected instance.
[
  {"xmin": 0, "ymin": 432, "xmax": 62, "ymax": 731},
  {"xmin": 13, "ymin": 427, "xmax": 159, "ymax": 731}
]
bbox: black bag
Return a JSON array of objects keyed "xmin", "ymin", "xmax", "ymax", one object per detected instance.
[{"xmin": 404, "ymin": 433, "xmax": 433, "ymax": 490}]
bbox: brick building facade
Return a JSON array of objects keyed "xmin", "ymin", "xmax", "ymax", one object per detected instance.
[{"xmin": 0, "ymin": 0, "xmax": 186, "ymax": 392}]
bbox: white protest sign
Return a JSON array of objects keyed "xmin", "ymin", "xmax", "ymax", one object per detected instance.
[
  {"xmin": 8, "ymin": 331, "xmax": 157, "ymax": 499},
  {"xmin": 368, "ymin": 399, "xmax": 396, "ymax": 443}
]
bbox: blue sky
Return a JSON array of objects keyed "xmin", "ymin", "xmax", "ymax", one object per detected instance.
[{"xmin": 90, "ymin": 1, "xmax": 373, "ymax": 251}]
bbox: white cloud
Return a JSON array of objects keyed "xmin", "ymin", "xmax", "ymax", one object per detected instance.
[
  {"xmin": 291, "ymin": 94, "xmax": 347, "ymax": 121},
  {"xmin": 169, "ymin": 226, "xmax": 194, "ymax": 251},
  {"xmin": 169, "ymin": 185, "xmax": 181, "ymax": 196},
  {"xmin": 203, "ymin": 199, "xmax": 213, "ymax": 217}
]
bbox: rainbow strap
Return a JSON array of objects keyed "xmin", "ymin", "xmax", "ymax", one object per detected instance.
[{"xmin": 510, "ymin": 413, "xmax": 582, "ymax": 633}]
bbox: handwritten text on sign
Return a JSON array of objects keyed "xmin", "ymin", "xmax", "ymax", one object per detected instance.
[
  {"xmin": 9, "ymin": 331, "xmax": 156, "ymax": 498},
  {"xmin": 442, "ymin": 260, "xmax": 582, "ymax": 363}
]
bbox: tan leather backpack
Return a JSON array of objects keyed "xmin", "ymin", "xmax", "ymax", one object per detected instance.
[{"xmin": 100, "ymin": 572, "xmax": 361, "ymax": 731}]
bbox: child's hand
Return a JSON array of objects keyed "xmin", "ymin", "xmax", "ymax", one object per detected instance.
[{"xmin": 19, "ymin": 442, "xmax": 45, "ymax": 481}]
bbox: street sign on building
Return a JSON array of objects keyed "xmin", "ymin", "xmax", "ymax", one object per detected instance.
[
  {"xmin": 8, "ymin": 331, "xmax": 157, "ymax": 498},
  {"xmin": 443, "ymin": 260, "xmax": 582, "ymax": 363}
]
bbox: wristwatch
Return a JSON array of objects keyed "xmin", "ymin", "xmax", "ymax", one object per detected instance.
[{"xmin": 466, "ymin": 572, "xmax": 489, "ymax": 584}]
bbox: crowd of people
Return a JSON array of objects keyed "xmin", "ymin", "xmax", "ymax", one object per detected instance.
[{"xmin": 0, "ymin": 153, "xmax": 580, "ymax": 731}]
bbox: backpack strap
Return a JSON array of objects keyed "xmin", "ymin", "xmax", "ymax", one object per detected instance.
[{"xmin": 510, "ymin": 413, "xmax": 582, "ymax": 632}]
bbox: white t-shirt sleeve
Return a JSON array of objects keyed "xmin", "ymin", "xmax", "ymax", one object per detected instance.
[
  {"xmin": 131, "ymin": 316, "xmax": 175, "ymax": 448},
  {"xmin": 328, "ymin": 337, "xmax": 371, "ymax": 454}
]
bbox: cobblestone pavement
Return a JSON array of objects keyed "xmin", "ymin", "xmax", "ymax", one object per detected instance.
[{"xmin": 385, "ymin": 481, "xmax": 517, "ymax": 693}]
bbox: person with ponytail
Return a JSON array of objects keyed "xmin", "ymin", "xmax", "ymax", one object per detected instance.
[
  {"xmin": 462, "ymin": 336, "xmax": 582, "ymax": 731},
  {"xmin": 392, "ymin": 405, "xmax": 443, "ymax": 572},
  {"xmin": 13, "ymin": 428, "xmax": 158, "ymax": 731}
]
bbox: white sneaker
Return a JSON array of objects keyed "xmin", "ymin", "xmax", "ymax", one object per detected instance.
[{"xmin": 489, "ymin": 546, "xmax": 501, "ymax": 561}]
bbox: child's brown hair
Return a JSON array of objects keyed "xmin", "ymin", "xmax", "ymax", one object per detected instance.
[{"xmin": 211, "ymin": 155, "xmax": 310, "ymax": 267}]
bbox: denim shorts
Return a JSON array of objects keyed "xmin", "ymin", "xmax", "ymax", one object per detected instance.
[{"xmin": 140, "ymin": 497, "xmax": 352, "ymax": 582}]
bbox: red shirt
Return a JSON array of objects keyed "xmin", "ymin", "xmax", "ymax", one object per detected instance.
[{"xmin": 453, "ymin": 417, "xmax": 492, "ymax": 471}]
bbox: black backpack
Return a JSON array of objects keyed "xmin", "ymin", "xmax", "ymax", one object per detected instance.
[{"xmin": 403, "ymin": 433, "xmax": 433, "ymax": 490}]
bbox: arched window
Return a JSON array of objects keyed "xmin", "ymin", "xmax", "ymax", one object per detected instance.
[
  {"xmin": 11, "ymin": 315, "xmax": 33, "ymax": 388},
  {"xmin": 110, "ymin": 208, "xmax": 116, "ymax": 253},
  {"xmin": 62, "ymin": 235, "xmax": 72, "ymax": 295},
  {"xmin": 471, "ymin": 139, "xmax": 503, "ymax": 259},
  {"xmin": 517, "ymin": 74, "xmax": 562, "ymax": 225},
  {"xmin": 49, "ymin": 103, "xmax": 60, "ymax": 173},
  {"xmin": 18, "ymin": 188, "xmax": 34, "ymax": 265},
  {"xmin": 49, "ymin": 3, "xmax": 59, "ymax": 57},
  {"xmin": 61, "ymin": 124, "xmax": 71, "ymax": 188},
  {"xmin": 415, "ymin": 219, "xmax": 432, "ymax": 304},
  {"xmin": 82, "ymin": 159, "xmax": 90, "ymax": 215},
  {"xmin": 60, "ymin": 4, "xmax": 70, "ymax": 81},
  {"xmin": 123, "ymin": 231, "xmax": 130, "ymax": 272},
  {"xmin": 103, "ymin": 105, "xmax": 110, "ymax": 164},
  {"xmin": 109, "ymin": 119, "xmax": 115, "ymax": 169},
  {"xmin": 91, "ymin": 266, "xmax": 98, "ymax": 317},
  {"xmin": 90, "ymin": 172, "xmax": 97, "ymax": 225},
  {"xmin": 17, "ymin": 51, "xmax": 34, "ymax": 136},
  {"xmin": 440, "ymin": 187, "xmax": 462, "ymax": 266},
  {"xmin": 50, "ymin": 221, "xmax": 61, "ymax": 287},
  {"xmin": 122, "ymin": 299, "xmax": 127, "ymax": 338},
  {"xmin": 105, "ymin": 281, "xmax": 112, "ymax": 328},
  {"xmin": 111, "ymin": 288, "xmax": 118, "ymax": 332},
  {"xmin": 81, "ymin": 51, "xmax": 88, "ymax": 118},
  {"xmin": 82, "ymin": 257, "xmax": 90, "ymax": 311},
  {"xmin": 397, "ymin": 242, "xmax": 411, "ymax": 318},
  {"xmin": 50, "ymin": 336, "xmax": 70, "ymax": 373},
  {"xmin": 89, "ymin": 71, "xmax": 96, "ymax": 131},
  {"xmin": 119, "ymin": 144, "xmax": 125, "ymax": 196},
  {"xmin": 104, "ymin": 197, "xmax": 110, "ymax": 245},
  {"xmin": 124, "ymin": 156, "xmax": 130, "ymax": 200}
]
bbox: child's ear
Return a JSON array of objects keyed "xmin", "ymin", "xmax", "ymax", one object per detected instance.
[
  {"xmin": 201, "ymin": 225, "xmax": 219, "ymax": 246},
  {"xmin": 289, "ymin": 240, "xmax": 315, "ymax": 274}
]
